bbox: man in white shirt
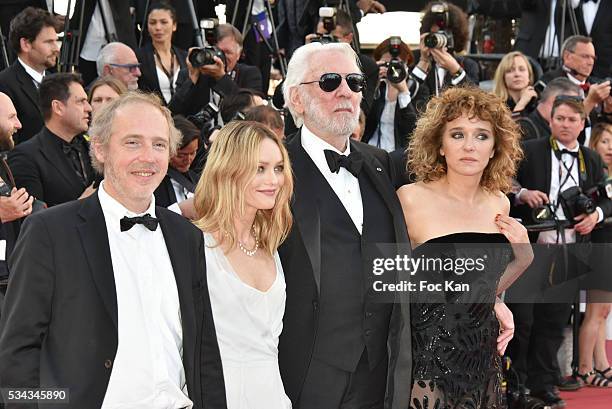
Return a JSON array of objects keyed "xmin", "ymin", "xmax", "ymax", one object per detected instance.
[
  {"xmin": 0, "ymin": 7, "xmax": 59, "ymax": 144},
  {"xmin": 0, "ymin": 92, "xmax": 226, "ymax": 408}
]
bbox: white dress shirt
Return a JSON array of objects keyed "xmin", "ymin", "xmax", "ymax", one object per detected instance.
[
  {"xmin": 157, "ymin": 66, "xmax": 180, "ymax": 104},
  {"xmin": 17, "ymin": 58, "xmax": 44, "ymax": 87},
  {"xmin": 368, "ymin": 85, "xmax": 411, "ymax": 152},
  {"xmin": 80, "ymin": 0, "xmax": 117, "ymax": 62},
  {"xmin": 98, "ymin": 182, "xmax": 192, "ymax": 409},
  {"xmin": 581, "ymin": 0, "xmax": 600, "ymax": 35},
  {"xmin": 538, "ymin": 141, "xmax": 603, "ymax": 244},
  {"xmin": 301, "ymin": 125, "xmax": 363, "ymax": 234}
]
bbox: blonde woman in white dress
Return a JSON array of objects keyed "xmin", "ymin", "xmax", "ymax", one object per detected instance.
[{"xmin": 194, "ymin": 121, "xmax": 294, "ymax": 408}]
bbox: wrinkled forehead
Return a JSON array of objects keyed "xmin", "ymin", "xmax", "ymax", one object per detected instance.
[{"xmin": 305, "ymin": 49, "xmax": 361, "ymax": 78}]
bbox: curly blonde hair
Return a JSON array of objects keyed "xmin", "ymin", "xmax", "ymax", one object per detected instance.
[{"xmin": 408, "ymin": 86, "xmax": 523, "ymax": 193}]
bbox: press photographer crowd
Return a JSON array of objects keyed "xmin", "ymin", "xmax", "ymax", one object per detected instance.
[{"xmin": 0, "ymin": 0, "xmax": 610, "ymax": 408}]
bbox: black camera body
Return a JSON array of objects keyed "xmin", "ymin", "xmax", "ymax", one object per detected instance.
[
  {"xmin": 0, "ymin": 179, "xmax": 46, "ymax": 214},
  {"xmin": 424, "ymin": 31, "xmax": 454, "ymax": 52},
  {"xmin": 189, "ymin": 18, "xmax": 227, "ymax": 68},
  {"xmin": 311, "ymin": 34, "xmax": 337, "ymax": 44},
  {"xmin": 189, "ymin": 46, "xmax": 227, "ymax": 68},
  {"xmin": 385, "ymin": 36, "xmax": 407, "ymax": 84},
  {"xmin": 559, "ymin": 186, "xmax": 596, "ymax": 224}
]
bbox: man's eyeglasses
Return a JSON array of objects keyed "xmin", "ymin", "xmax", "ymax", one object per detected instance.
[
  {"xmin": 109, "ymin": 63, "xmax": 141, "ymax": 73},
  {"xmin": 300, "ymin": 73, "xmax": 366, "ymax": 93},
  {"xmin": 566, "ymin": 50, "xmax": 596, "ymax": 62}
]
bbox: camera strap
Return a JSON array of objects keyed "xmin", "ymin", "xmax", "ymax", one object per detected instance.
[
  {"xmin": 153, "ymin": 47, "xmax": 176, "ymax": 98},
  {"xmin": 549, "ymin": 136, "xmax": 586, "ymax": 183}
]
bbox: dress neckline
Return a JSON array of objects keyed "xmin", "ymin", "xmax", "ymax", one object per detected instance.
[
  {"xmin": 204, "ymin": 231, "xmax": 280, "ymax": 294},
  {"xmin": 421, "ymin": 232, "xmax": 507, "ymax": 245}
]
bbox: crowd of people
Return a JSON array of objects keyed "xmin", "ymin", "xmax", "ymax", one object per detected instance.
[{"xmin": 0, "ymin": 1, "xmax": 610, "ymax": 408}]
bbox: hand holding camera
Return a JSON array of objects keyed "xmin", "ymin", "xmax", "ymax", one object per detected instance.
[
  {"xmin": 0, "ymin": 186, "xmax": 34, "ymax": 222},
  {"xmin": 186, "ymin": 48, "xmax": 226, "ymax": 84}
]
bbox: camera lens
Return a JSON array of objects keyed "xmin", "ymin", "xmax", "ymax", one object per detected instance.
[
  {"xmin": 424, "ymin": 32, "xmax": 447, "ymax": 49},
  {"xmin": 576, "ymin": 195, "xmax": 596, "ymax": 215}
]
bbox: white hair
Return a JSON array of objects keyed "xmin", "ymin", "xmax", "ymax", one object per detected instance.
[
  {"xmin": 283, "ymin": 42, "xmax": 361, "ymax": 127},
  {"xmin": 96, "ymin": 42, "xmax": 131, "ymax": 76}
]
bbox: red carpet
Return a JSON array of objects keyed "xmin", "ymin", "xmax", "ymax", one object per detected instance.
[{"xmin": 560, "ymin": 341, "xmax": 612, "ymax": 408}]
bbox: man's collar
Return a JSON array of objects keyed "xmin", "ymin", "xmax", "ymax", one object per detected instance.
[
  {"xmin": 301, "ymin": 124, "xmax": 350, "ymax": 155},
  {"xmin": 554, "ymin": 138, "xmax": 580, "ymax": 152},
  {"xmin": 17, "ymin": 57, "xmax": 44, "ymax": 84}
]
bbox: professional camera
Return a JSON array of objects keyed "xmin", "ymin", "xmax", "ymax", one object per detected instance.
[
  {"xmin": 585, "ymin": 179, "xmax": 612, "ymax": 203},
  {"xmin": 188, "ymin": 19, "xmax": 227, "ymax": 68},
  {"xmin": 0, "ymin": 177, "xmax": 46, "ymax": 213},
  {"xmin": 558, "ymin": 186, "xmax": 596, "ymax": 224},
  {"xmin": 310, "ymin": 34, "xmax": 337, "ymax": 44},
  {"xmin": 384, "ymin": 36, "xmax": 407, "ymax": 84},
  {"xmin": 188, "ymin": 101, "xmax": 220, "ymax": 141},
  {"xmin": 319, "ymin": 6, "xmax": 336, "ymax": 33},
  {"xmin": 423, "ymin": 1, "xmax": 455, "ymax": 52}
]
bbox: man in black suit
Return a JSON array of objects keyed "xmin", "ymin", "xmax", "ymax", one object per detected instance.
[
  {"xmin": 169, "ymin": 24, "xmax": 262, "ymax": 117},
  {"xmin": 569, "ymin": 0, "xmax": 611, "ymax": 80},
  {"xmin": 0, "ymin": 92, "xmax": 33, "ymax": 308},
  {"xmin": 278, "ymin": 42, "xmax": 412, "ymax": 409},
  {"xmin": 518, "ymin": 77, "xmax": 581, "ymax": 141},
  {"xmin": 0, "ymin": 7, "xmax": 59, "ymax": 144},
  {"xmin": 0, "ymin": 91, "xmax": 226, "ymax": 408},
  {"xmin": 508, "ymin": 95, "xmax": 612, "ymax": 407},
  {"xmin": 8, "ymin": 73, "xmax": 96, "ymax": 208}
]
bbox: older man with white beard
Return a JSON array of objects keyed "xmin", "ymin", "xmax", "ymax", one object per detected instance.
[{"xmin": 277, "ymin": 42, "xmax": 412, "ymax": 409}]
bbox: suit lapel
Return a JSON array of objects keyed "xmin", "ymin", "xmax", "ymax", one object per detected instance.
[
  {"xmin": 39, "ymin": 129, "xmax": 86, "ymax": 189},
  {"xmin": 351, "ymin": 141, "xmax": 408, "ymax": 244},
  {"xmin": 77, "ymin": 192, "xmax": 118, "ymax": 328},
  {"xmin": 287, "ymin": 132, "xmax": 322, "ymax": 294},
  {"xmin": 157, "ymin": 209, "xmax": 196, "ymax": 373},
  {"xmin": 14, "ymin": 62, "xmax": 41, "ymax": 114}
]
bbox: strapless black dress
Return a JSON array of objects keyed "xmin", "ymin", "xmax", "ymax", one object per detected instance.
[{"xmin": 409, "ymin": 232, "xmax": 511, "ymax": 409}]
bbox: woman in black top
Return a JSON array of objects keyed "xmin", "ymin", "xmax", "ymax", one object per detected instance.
[{"xmin": 136, "ymin": 1, "xmax": 188, "ymax": 105}]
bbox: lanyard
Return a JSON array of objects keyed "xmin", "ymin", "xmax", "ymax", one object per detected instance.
[{"xmin": 153, "ymin": 47, "xmax": 176, "ymax": 98}]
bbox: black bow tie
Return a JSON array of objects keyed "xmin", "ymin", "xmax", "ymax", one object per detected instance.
[
  {"xmin": 62, "ymin": 138, "xmax": 83, "ymax": 155},
  {"xmin": 324, "ymin": 149, "xmax": 363, "ymax": 178},
  {"xmin": 560, "ymin": 149, "xmax": 579, "ymax": 158},
  {"xmin": 120, "ymin": 214, "xmax": 159, "ymax": 232},
  {"xmin": 583, "ymin": 0, "xmax": 598, "ymax": 4}
]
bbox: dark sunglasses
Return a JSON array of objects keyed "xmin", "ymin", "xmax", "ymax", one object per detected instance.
[{"xmin": 300, "ymin": 73, "xmax": 366, "ymax": 93}]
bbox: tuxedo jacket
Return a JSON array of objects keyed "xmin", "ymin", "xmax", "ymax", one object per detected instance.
[
  {"xmin": 0, "ymin": 192, "xmax": 226, "ymax": 408},
  {"xmin": 154, "ymin": 168, "xmax": 197, "ymax": 208},
  {"xmin": 8, "ymin": 127, "xmax": 95, "ymax": 207},
  {"xmin": 573, "ymin": 1, "xmax": 612, "ymax": 79},
  {"xmin": 0, "ymin": 61, "xmax": 43, "ymax": 144},
  {"xmin": 168, "ymin": 62, "xmax": 263, "ymax": 117},
  {"xmin": 278, "ymin": 131, "xmax": 413, "ymax": 409},
  {"xmin": 136, "ymin": 43, "xmax": 189, "ymax": 104},
  {"xmin": 512, "ymin": 137, "xmax": 612, "ymax": 236},
  {"xmin": 0, "ymin": 153, "xmax": 21, "ymax": 279},
  {"xmin": 362, "ymin": 82, "xmax": 418, "ymax": 151}
]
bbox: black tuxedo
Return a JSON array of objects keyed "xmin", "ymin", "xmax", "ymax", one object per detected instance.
[
  {"xmin": 362, "ymin": 82, "xmax": 418, "ymax": 151},
  {"xmin": 0, "ymin": 61, "xmax": 44, "ymax": 144},
  {"xmin": 573, "ymin": 1, "xmax": 612, "ymax": 79},
  {"xmin": 136, "ymin": 43, "xmax": 189, "ymax": 104},
  {"xmin": 168, "ymin": 63, "xmax": 263, "ymax": 117},
  {"xmin": 0, "ymin": 192, "xmax": 226, "ymax": 408},
  {"xmin": 278, "ymin": 131, "xmax": 412, "ymax": 409},
  {"xmin": 69, "ymin": 0, "xmax": 137, "ymax": 50},
  {"xmin": 154, "ymin": 168, "xmax": 197, "ymax": 208},
  {"xmin": 512, "ymin": 137, "xmax": 612, "ymax": 229},
  {"xmin": 8, "ymin": 127, "xmax": 95, "ymax": 207}
]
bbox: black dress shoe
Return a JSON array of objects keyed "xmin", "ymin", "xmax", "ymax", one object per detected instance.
[
  {"xmin": 557, "ymin": 375, "xmax": 582, "ymax": 391},
  {"xmin": 530, "ymin": 389, "xmax": 566, "ymax": 408}
]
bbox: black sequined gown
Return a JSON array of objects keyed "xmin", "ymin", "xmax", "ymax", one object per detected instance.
[{"xmin": 409, "ymin": 232, "xmax": 511, "ymax": 409}]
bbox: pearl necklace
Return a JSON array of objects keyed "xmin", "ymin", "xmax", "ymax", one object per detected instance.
[{"xmin": 238, "ymin": 226, "xmax": 259, "ymax": 257}]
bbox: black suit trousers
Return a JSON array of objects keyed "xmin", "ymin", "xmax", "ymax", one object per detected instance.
[{"xmin": 298, "ymin": 350, "xmax": 387, "ymax": 409}]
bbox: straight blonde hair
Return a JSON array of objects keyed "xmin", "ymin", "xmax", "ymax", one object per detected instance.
[{"xmin": 194, "ymin": 121, "xmax": 293, "ymax": 255}]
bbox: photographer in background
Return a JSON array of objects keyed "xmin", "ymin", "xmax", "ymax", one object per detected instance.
[
  {"xmin": 169, "ymin": 23, "xmax": 262, "ymax": 117},
  {"xmin": 362, "ymin": 37, "xmax": 418, "ymax": 152},
  {"xmin": 508, "ymin": 94, "xmax": 612, "ymax": 407},
  {"xmin": 305, "ymin": 9, "xmax": 378, "ymax": 115},
  {"xmin": 412, "ymin": 1, "xmax": 479, "ymax": 96}
]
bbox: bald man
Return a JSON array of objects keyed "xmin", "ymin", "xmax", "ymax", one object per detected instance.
[{"xmin": 0, "ymin": 92, "xmax": 33, "ymax": 301}]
